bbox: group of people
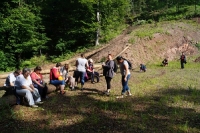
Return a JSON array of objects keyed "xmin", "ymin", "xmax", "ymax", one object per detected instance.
[
  {"xmin": 4, "ymin": 68, "xmax": 45, "ymax": 108},
  {"xmin": 162, "ymin": 52, "xmax": 187, "ymax": 69},
  {"xmin": 102, "ymin": 54, "xmax": 132, "ymax": 98},
  {"xmin": 4, "ymin": 52, "xmax": 187, "ymax": 107}
]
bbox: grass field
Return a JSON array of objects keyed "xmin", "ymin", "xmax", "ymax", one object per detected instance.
[{"xmin": 0, "ymin": 60, "xmax": 200, "ymax": 133}]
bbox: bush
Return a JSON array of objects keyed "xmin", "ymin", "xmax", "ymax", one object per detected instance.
[
  {"xmin": 30, "ymin": 55, "xmax": 47, "ymax": 66},
  {"xmin": 195, "ymin": 43, "xmax": 200, "ymax": 50},
  {"xmin": 20, "ymin": 61, "xmax": 32, "ymax": 68},
  {"xmin": 0, "ymin": 51, "xmax": 8, "ymax": 71}
]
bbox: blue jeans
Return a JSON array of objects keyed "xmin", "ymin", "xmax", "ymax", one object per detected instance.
[
  {"xmin": 75, "ymin": 71, "xmax": 86, "ymax": 85},
  {"xmin": 50, "ymin": 80, "xmax": 65, "ymax": 86},
  {"xmin": 121, "ymin": 74, "xmax": 131, "ymax": 94}
]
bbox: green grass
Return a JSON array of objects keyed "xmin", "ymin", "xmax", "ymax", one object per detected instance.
[{"xmin": 1, "ymin": 56, "xmax": 200, "ymax": 132}]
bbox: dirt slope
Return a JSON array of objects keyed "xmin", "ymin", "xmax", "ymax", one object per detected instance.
[
  {"xmin": 88, "ymin": 21, "xmax": 200, "ymax": 68},
  {"xmin": 0, "ymin": 21, "xmax": 200, "ymax": 80}
]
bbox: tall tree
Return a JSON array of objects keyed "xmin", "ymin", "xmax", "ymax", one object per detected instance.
[{"xmin": 0, "ymin": 2, "xmax": 49, "ymax": 69}]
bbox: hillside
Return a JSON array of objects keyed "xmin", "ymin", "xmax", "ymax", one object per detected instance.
[
  {"xmin": 0, "ymin": 20, "xmax": 200, "ymax": 133},
  {"xmin": 0, "ymin": 20, "xmax": 200, "ymax": 81}
]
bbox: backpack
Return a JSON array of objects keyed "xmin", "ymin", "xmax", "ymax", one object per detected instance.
[
  {"xmin": 123, "ymin": 58, "xmax": 132, "ymax": 70},
  {"xmin": 113, "ymin": 61, "xmax": 118, "ymax": 73}
]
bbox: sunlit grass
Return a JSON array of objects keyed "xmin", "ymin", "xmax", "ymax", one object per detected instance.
[{"xmin": 1, "ymin": 55, "xmax": 200, "ymax": 132}]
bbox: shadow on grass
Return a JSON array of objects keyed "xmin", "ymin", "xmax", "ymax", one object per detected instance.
[{"xmin": 0, "ymin": 87, "xmax": 200, "ymax": 133}]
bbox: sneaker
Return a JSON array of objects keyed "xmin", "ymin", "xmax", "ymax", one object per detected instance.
[
  {"xmin": 126, "ymin": 91, "xmax": 132, "ymax": 96},
  {"xmin": 30, "ymin": 105, "xmax": 38, "ymax": 108},
  {"xmin": 60, "ymin": 90, "xmax": 66, "ymax": 94},
  {"xmin": 35, "ymin": 101, "xmax": 43, "ymax": 105},
  {"xmin": 116, "ymin": 95, "xmax": 124, "ymax": 99},
  {"xmin": 127, "ymin": 93, "xmax": 132, "ymax": 96},
  {"xmin": 103, "ymin": 91, "xmax": 110, "ymax": 96}
]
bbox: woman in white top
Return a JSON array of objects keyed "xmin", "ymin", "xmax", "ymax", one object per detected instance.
[
  {"xmin": 15, "ymin": 68, "xmax": 43, "ymax": 108},
  {"xmin": 116, "ymin": 56, "xmax": 132, "ymax": 98},
  {"xmin": 75, "ymin": 53, "xmax": 88, "ymax": 90}
]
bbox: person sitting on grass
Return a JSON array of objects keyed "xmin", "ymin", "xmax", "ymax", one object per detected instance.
[
  {"xmin": 140, "ymin": 64, "xmax": 146, "ymax": 72},
  {"xmin": 50, "ymin": 63, "xmax": 66, "ymax": 94},
  {"xmin": 30, "ymin": 66, "xmax": 48, "ymax": 99},
  {"xmin": 4, "ymin": 69, "xmax": 21, "ymax": 105},
  {"xmin": 15, "ymin": 68, "xmax": 43, "ymax": 108},
  {"xmin": 162, "ymin": 58, "xmax": 168, "ymax": 66}
]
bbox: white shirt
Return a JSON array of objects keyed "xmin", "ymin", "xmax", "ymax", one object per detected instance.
[
  {"xmin": 120, "ymin": 60, "xmax": 131, "ymax": 76},
  {"xmin": 4, "ymin": 73, "xmax": 16, "ymax": 86},
  {"xmin": 15, "ymin": 75, "xmax": 32, "ymax": 89},
  {"xmin": 76, "ymin": 58, "xmax": 88, "ymax": 72}
]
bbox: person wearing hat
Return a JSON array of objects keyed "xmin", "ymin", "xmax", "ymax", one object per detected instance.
[
  {"xmin": 30, "ymin": 66, "xmax": 48, "ymax": 99},
  {"xmin": 116, "ymin": 56, "xmax": 132, "ymax": 98}
]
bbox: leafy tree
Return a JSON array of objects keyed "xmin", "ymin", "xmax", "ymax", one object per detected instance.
[{"xmin": 0, "ymin": 2, "xmax": 49, "ymax": 69}]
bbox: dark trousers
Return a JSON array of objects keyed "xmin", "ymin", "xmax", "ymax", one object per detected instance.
[
  {"xmin": 13, "ymin": 87, "xmax": 23, "ymax": 104},
  {"xmin": 181, "ymin": 61, "xmax": 185, "ymax": 69},
  {"xmin": 74, "ymin": 71, "xmax": 86, "ymax": 85},
  {"xmin": 105, "ymin": 77, "xmax": 112, "ymax": 90},
  {"xmin": 33, "ymin": 83, "xmax": 48, "ymax": 98},
  {"xmin": 87, "ymin": 72, "xmax": 94, "ymax": 82}
]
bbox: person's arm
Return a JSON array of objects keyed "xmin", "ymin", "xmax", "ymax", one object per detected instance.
[
  {"xmin": 31, "ymin": 73, "xmax": 43, "ymax": 87},
  {"xmin": 75, "ymin": 60, "xmax": 78, "ymax": 67},
  {"xmin": 124, "ymin": 63, "xmax": 129, "ymax": 81},
  {"xmin": 20, "ymin": 77, "xmax": 34, "ymax": 92},
  {"xmin": 85, "ymin": 60, "xmax": 89, "ymax": 70},
  {"xmin": 103, "ymin": 60, "xmax": 112, "ymax": 69},
  {"xmin": 21, "ymin": 85, "xmax": 34, "ymax": 92},
  {"xmin": 9, "ymin": 74, "xmax": 16, "ymax": 86},
  {"xmin": 52, "ymin": 68, "xmax": 60, "ymax": 78},
  {"xmin": 9, "ymin": 82, "xmax": 15, "ymax": 86}
]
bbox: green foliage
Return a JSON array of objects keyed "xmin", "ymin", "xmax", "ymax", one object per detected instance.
[
  {"xmin": 195, "ymin": 43, "xmax": 200, "ymax": 50},
  {"xmin": 29, "ymin": 55, "xmax": 47, "ymax": 66},
  {"xmin": 0, "ymin": 2, "xmax": 49, "ymax": 70},
  {"xmin": 132, "ymin": 24, "xmax": 163, "ymax": 39},
  {"xmin": 1, "ymin": 0, "xmax": 200, "ymax": 71},
  {"xmin": 0, "ymin": 51, "xmax": 8, "ymax": 71},
  {"xmin": 20, "ymin": 60, "xmax": 32, "ymax": 68}
]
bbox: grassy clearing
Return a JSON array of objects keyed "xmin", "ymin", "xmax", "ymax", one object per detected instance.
[{"xmin": 0, "ymin": 59, "xmax": 200, "ymax": 132}]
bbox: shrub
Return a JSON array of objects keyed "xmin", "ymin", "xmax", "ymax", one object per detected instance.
[
  {"xmin": 20, "ymin": 60, "xmax": 32, "ymax": 68},
  {"xmin": 30, "ymin": 55, "xmax": 47, "ymax": 66}
]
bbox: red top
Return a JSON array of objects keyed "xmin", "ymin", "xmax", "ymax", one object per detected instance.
[
  {"xmin": 50, "ymin": 67, "xmax": 60, "ymax": 80},
  {"xmin": 30, "ymin": 72, "xmax": 43, "ymax": 82}
]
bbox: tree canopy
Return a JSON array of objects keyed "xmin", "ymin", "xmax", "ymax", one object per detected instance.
[{"xmin": 0, "ymin": 0, "xmax": 199, "ymax": 71}]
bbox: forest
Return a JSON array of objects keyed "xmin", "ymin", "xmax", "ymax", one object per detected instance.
[{"xmin": 0, "ymin": 0, "xmax": 200, "ymax": 71}]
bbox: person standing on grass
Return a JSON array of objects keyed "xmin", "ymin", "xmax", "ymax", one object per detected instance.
[
  {"xmin": 102, "ymin": 54, "xmax": 115, "ymax": 96},
  {"xmin": 75, "ymin": 53, "xmax": 88, "ymax": 90},
  {"xmin": 180, "ymin": 52, "xmax": 187, "ymax": 69},
  {"xmin": 116, "ymin": 56, "xmax": 132, "ymax": 98}
]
